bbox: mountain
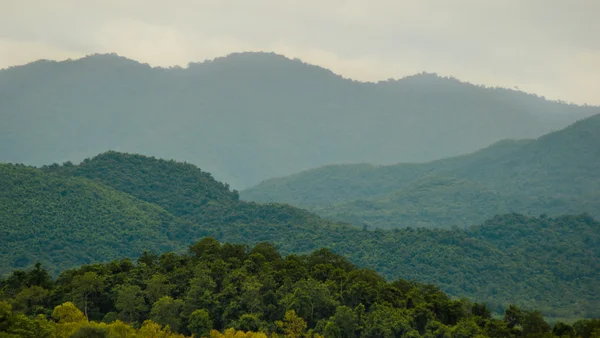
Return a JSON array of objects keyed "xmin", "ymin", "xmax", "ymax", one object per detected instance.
[
  {"xmin": 0, "ymin": 163, "xmax": 188, "ymax": 276},
  {"xmin": 0, "ymin": 152, "xmax": 592, "ymax": 318},
  {"xmin": 2, "ymin": 52, "xmax": 599, "ymax": 188},
  {"xmin": 242, "ymin": 113, "xmax": 600, "ymax": 229}
]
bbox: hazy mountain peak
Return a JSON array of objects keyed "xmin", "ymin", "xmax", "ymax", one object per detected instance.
[{"xmin": 1, "ymin": 52, "xmax": 599, "ymax": 188}]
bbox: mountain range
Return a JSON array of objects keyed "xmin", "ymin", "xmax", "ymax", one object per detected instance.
[
  {"xmin": 1, "ymin": 52, "xmax": 599, "ymax": 188},
  {"xmin": 1, "ymin": 152, "xmax": 598, "ymax": 319},
  {"xmin": 242, "ymin": 113, "xmax": 600, "ymax": 229},
  {"xmin": 2, "ymin": 51, "xmax": 599, "ymax": 321}
]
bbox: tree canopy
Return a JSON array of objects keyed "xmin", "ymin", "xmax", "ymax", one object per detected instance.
[
  {"xmin": 1, "ymin": 152, "xmax": 598, "ymax": 320},
  {"xmin": 2, "ymin": 240, "xmax": 599, "ymax": 337}
]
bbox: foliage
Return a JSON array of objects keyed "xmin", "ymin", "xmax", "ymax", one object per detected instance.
[
  {"xmin": 243, "ymin": 113, "xmax": 600, "ymax": 229},
  {"xmin": 189, "ymin": 309, "xmax": 212, "ymax": 338},
  {"xmin": 1, "ymin": 152, "xmax": 599, "ymax": 319},
  {"xmin": 3, "ymin": 243, "xmax": 598, "ymax": 337},
  {"xmin": 0, "ymin": 163, "xmax": 185, "ymax": 275}
]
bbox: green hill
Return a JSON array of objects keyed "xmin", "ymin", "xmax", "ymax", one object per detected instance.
[
  {"xmin": 28, "ymin": 152, "xmax": 599, "ymax": 318},
  {"xmin": 2, "ymin": 53, "xmax": 599, "ymax": 188},
  {"xmin": 0, "ymin": 163, "xmax": 188, "ymax": 276},
  {"xmin": 242, "ymin": 114, "xmax": 600, "ymax": 229},
  {"xmin": 316, "ymin": 175, "xmax": 513, "ymax": 228}
]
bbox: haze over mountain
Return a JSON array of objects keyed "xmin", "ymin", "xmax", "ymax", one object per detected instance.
[
  {"xmin": 1, "ymin": 152, "xmax": 599, "ymax": 318},
  {"xmin": 242, "ymin": 113, "xmax": 600, "ymax": 229},
  {"xmin": 2, "ymin": 52, "xmax": 598, "ymax": 188}
]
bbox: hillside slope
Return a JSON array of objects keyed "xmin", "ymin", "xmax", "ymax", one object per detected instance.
[
  {"xmin": 0, "ymin": 164, "xmax": 188, "ymax": 275},
  {"xmin": 243, "ymin": 114, "xmax": 600, "ymax": 228},
  {"xmin": 34, "ymin": 152, "xmax": 600, "ymax": 318},
  {"xmin": 2, "ymin": 53, "xmax": 599, "ymax": 188}
]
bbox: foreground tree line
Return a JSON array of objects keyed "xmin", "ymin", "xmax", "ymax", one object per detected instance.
[{"xmin": 1, "ymin": 239, "xmax": 599, "ymax": 338}]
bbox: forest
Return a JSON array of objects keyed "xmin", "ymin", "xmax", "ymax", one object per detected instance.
[
  {"xmin": 1, "ymin": 152, "xmax": 598, "ymax": 321},
  {"xmin": 2, "ymin": 240, "xmax": 600, "ymax": 338},
  {"xmin": 242, "ymin": 113, "xmax": 600, "ymax": 229}
]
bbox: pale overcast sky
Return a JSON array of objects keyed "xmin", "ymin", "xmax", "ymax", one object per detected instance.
[{"xmin": 1, "ymin": 0, "xmax": 599, "ymax": 105}]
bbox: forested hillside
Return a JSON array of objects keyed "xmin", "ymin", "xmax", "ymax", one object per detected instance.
[
  {"xmin": 2, "ymin": 52, "xmax": 598, "ymax": 188},
  {"xmin": 2, "ymin": 241, "xmax": 599, "ymax": 337},
  {"xmin": 0, "ymin": 163, "xmax": 187, "ymax": 276},
  {"xmin": 242, "ymin": 113, "xmax": 600, "ymax": 229},
  {"xmin": 0, "ymin": 152, "xmax": 597, "ymax": 319}
]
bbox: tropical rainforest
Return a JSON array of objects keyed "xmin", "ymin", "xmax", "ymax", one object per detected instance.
[
  {"xmin": 1, "ymin": 151, "xmax": 599, "ymax": 322},
  {"xmin": 2, "ymin": 241, "xmax": 600, "ymax": 338},
  {"xmin": 242, "ymin": 113, "xmax": 600, "ymax": 229},
  {"xmin": 1, "ymin": 53, "xmax": 599, "ymax": 188}
]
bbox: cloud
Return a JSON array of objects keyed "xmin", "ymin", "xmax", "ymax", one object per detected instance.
[{"xmin": 1, "ymin": 0, "xmax": 598, "ymax": 105}]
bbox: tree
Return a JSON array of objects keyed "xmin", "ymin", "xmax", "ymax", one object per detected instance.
[
  {"xmin": 11, "ymin": 286, "xmax": 49, "ymax": 315},
  {"xmin": 450, "ymin": 318, "xmax": 484, "ymax": 338},
  {"xmin": 330, "ymin": 306, "xmax": 358, "ymax": 338},
  {"xmin": 32, "ymin": 314, "xmax": 57, "ymax": 338},
  {"xmin": 471, "ymin": 303, "xmax": 491, "ymax": 319},
  {"xmin": 190, "ymin": 238, "xmax": 221, "ymax": 259},
  {"xmin": 521, "ymin": 311, "xmax": 550, "ymax": 336},
  {"xmin": 52, "ymin": 302, "xmax": 86, "ymax": 323},
  {"xmin": 324, "ymin": 320, "xmax": 342, "ymax": 338},
  {"xmin": 70, "ymin": 324, "xmax": 109, "ymax": 338},
  {"xmin": 150, "ymin": 296, "xmax": 184, "ymax": 332},
  {"xmin": 182, "ymin": 275, "xmax": 217, "ymax": 319},
  {"xmin": 72, "ymin": 272, "xmax": 105, "ymax": 319},
  {"xmin": 0, "ymin": 301, "xmax": 13, "ymax": 332},
  {"xmin": 278, "ymin": 310, "xmax": 307, "ymax": 338},
  {"xmin": 236, "ymin": 313, "xmax": 263, "ymax": 332},
  {"xmin": 483, "ymin": 320, "xmax": 511, "ymax": 337},
  {"xmin": 283, "ymin": 279, "xmax": 338, "ymax": 327},
  {"xmin": 138, "ymin": 250, "xmax": 159, "ymax": 268},
  {"xmin": 137, "ymin": 319, "xmax": 180, "ymax": 337},
  {"xmin": 552, "ymin": 322, "xmax": 575, "ymax": 337},
  {"xmin": 2, "ymin": 313, "xmax": 39, "ymax": 338},
  {"xmin": 362, "ymin": 304, "xmax": 411, "ymax": 338},
  {"xmin": 573, "ymin": 319, "xmax": 600, "ymax": 338},
  {"xmin": 189, "ymin": 309, "xmax": 212, "ymax": 338},
  {"xmin": 145, "ymin": 273, "xmax": 174, "ymax": 304},
  {"xmin": 239, "ymin": 276, "xmax": 263, "ymax": 314},
  {"xmin": 27, "ymin": 263, "xmax": 52, "ymax": 289},
  {"xmin": 503, "ymin": 305, "xmax": 522, "ymax": 329},
  {"xmin": 412, "ymin": 304, "xmax": 434, "ymax": 334},
  {"xmin": 113, "ymin": 284, "xmax": 147, "ymax": 323},
  {"xmin": 107, "ymin": 320, "xmax": 136, "ymax": 337}
]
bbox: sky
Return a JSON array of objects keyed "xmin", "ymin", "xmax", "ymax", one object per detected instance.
[{"xmin": 1, "ymin": 0, "xmax": 599, "ymax": 105}]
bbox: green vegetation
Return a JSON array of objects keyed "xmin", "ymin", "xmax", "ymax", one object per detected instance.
[
  {"xmin": 0, "ymin": 152, "xmax": 596, "ymax": 319},
  {"xmin": 242, "ymin": 113, "xmax": 600, "ymax": 229},
  {"xmin": 2, "ymin": 53, "xmax": 599, "ymax": 188},
  {"xmin": 2, "ymin": 241, "xmax": 599, "ymax": 337},
  {"xmin": 0, "ymin": 163, "xmax": 187, "ymax": 276}
]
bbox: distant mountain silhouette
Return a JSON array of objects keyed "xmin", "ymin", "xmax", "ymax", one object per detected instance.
[{"xmin": 1, "ymin": 52, "xmax": 598, "ymax": 188}]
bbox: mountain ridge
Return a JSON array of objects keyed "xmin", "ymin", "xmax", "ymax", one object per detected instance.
[
  {"xmin": 4, "ymin": 51, "xmax": 600, "ymax": 108},
  {"xmin": 2, "ymin": 151, "xmax": 599, "ymax": 318},
  {"xmin": 242, "ymin": 113, "xmax": 600, "ymax": 228},
  {"xmin": 2, "ymin": 52, "xmax": 598, "ymax": 188}
]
